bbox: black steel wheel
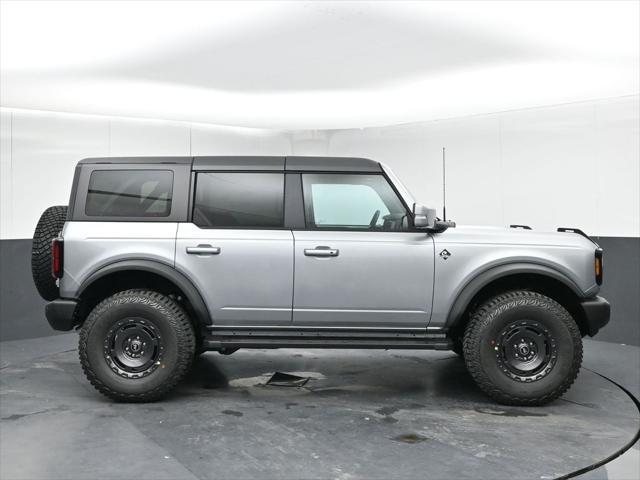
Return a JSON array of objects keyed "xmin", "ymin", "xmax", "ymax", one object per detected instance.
[
  {"xmin": 494, "ymin": 320, "xmax": 557, "ymax": 382},
  {"xmin": 463, "ymin": 290, "xmax": 582, "ymax": 406},
  {"xmin": 79, "ymin": 290, "xmax": 196, "ymax": 402},
  {"xmin": 105, "ymin": 318, "xmax": 163, "ymax": 379}
]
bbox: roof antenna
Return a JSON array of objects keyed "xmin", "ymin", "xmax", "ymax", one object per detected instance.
[
  {"xmin": 431, "ymin": 147, "xmax": 456, "ymax": 232},
  {"xmin": 442, "ymin": 147, "xmax": 447, "ymax": 222}
]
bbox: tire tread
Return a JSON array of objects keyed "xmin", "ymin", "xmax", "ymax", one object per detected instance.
[
  {"xmin": 78, "ymin": 289, "xmax": 195, "ymax": 402},
  {"xmin": 31, "ymin": 205, "xmax": 67, "ymax": 300},
  {"xmin": 463, "ymin": 290, "xmax": 583, "ymax": 406}
]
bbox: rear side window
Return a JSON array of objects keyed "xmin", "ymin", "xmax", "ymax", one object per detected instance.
[
  {"xmin": 85, "ymin": 170, "xmax": 173, "ymax": 217},
  {"xmin": 193, "ymin": 173, "xmax": 284, "ymax": 228}
]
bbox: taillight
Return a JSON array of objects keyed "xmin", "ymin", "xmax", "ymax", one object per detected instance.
[
  {"xmin": 51, "ymin": 238, "xmax": 64, "ymax": 279},
  {"xmin": 594, "ymin": 248, "xmax": 603, "ymax": 286}
]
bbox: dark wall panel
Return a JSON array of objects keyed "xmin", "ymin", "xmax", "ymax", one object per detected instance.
[
  {"xmin": 592, "ymin": 237, "xmax": 640, "ymax": 346},
  {"xmin": 0, "ymin": 237, "xmax": 638, "ymax": 344},
  {"xmin": 0, "ymin": 239, "xmax": 62, "ymax": 341}
]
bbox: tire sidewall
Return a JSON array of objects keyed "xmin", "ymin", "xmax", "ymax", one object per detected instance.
[
  {"xmin": 469, "ymin": 294, "xmax": 579, "ymax": 401},
  {"xmin": 83, "ymin": 294, "xmax": 185, "ymax": 397}
]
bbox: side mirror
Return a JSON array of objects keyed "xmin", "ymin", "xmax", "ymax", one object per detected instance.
[
  {"xmin": 413, "ymin": 215, "xmax": 430, "ymax": 228},
  {"xmin": 412, "ymin": 204, "xmax": 437, "ymax": 229},
  {"xmin": 412, "ymin": 204, "xmax": 455, "ymax": 233}
]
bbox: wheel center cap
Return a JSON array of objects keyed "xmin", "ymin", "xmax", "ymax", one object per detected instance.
[
  {"xmin": 518, "ymin": 344, "xmax": 530, "ymax": 356},
  {"xmin": 130, "ymin": 340, "xmax": 142, "ymax": 352}
]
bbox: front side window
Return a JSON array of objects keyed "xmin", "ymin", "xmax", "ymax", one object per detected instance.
[
  {"xmin": 193, "ymin": 173, "xmax": 284, "ymax": 228},
  {"xmin": 302, "ymin": 174, "xmax": 408, "ymax": 231},
  {"xmin": 85, "ymin": 170, "xmax": 173, "ymax": 217}
]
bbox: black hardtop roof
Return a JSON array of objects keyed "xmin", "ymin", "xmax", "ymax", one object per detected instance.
[{"xmin": 79, "ymin": 156, "xmax": 381, "ymax": 172}]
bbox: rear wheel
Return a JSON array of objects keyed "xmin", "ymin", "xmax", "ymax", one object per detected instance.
[
  {"xmin": 463, "ymin": 290, "xmax": 582, "ymax": 406},
  {"xmin": 79, "ymin": 290, "xmax": 196, "ymax": 402},
  {"xmin": 31, "ymin": 205, "xmax": 68, "ymax": 300}
]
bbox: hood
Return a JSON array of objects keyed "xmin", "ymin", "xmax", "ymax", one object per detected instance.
[{"xmin": 436, "ymin": 225, "xmax": 598, "ymax": 250}]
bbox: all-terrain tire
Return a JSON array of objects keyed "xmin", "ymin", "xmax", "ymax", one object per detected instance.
[
  {"xmin": 79, "ymin": 290, "xmax": 196, "ymax": 402},
  {"xmin": 31, "ymin": 205, "xmax": 68, "ymax": 301},
  {"xmin": 463, "ymin": 290, "xmax": 582, "ymax": 406}
]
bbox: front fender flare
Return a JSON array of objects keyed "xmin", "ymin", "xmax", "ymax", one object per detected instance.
[
  {"xmin": 78, "ymin": 259, "xmax": 212, "ymax": 325},
  {"xmin": 445, "ymin": 262, "xmax": 585, "ymax": 329}
]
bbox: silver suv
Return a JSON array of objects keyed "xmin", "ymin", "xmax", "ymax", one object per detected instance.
[{"xmin": 31, "ymin": 156, "xmax": 610, "ymax": 404}]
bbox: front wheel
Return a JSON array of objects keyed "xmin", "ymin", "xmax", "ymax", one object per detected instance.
[
  {"xmin": 79, "ymin": 290, "xmax": 196, "ymax": 402},
  {"xmin": 463, "ymin": 291, "xmax": 582, "ymax": 406}
]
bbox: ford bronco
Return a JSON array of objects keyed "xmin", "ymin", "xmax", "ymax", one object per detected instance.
[{"xmin": 31, "ymin": 156, "xmax": 610, "ymax": 404}]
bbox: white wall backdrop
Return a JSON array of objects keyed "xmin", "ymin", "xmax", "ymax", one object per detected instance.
[
  {"xmin": 1, "ymin": 95, "xmax": 638, "ymax": 240},
  {"xmin": 290, "ymin": 95, "xmax": 639, "ymax": 238},
  {"xmin": 0, "ymin": 109, "xmax": 293, "ymax": 239}
]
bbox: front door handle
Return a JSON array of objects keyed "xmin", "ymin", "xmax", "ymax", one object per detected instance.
[
  {"xmin": 186, "ymin": 245, "xmax": 221, "ymax": 255},
  {"xmin": 304, "ymin": 246, "xmax": 339, "ymax": 257}
]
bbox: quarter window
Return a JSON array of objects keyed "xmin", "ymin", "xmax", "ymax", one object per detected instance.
[
  {"xmin": 302, "ymin": 174, "xmax": 408, "ymax": 231},
  {"xmin": 85, "ymin": 170, "xmax": 173, "ymax": 217},
  {"xmin": 193, "ymin": 173, "xmax": 284, "ymax": 228}
]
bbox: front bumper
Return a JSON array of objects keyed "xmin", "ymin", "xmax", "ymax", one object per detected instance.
[
  {"xmin": 580, "ymin": 296, "xmax": 610, "ymax": 337},
  {"xmin": 45, "ymin": 299, "xmax": 78, "ymax": 331}
]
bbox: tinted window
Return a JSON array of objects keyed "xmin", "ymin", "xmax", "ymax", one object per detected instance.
[
  {"xmin": 85, "ymin": 170, "xmax": 173, "ymax": 217},
  {"xmin": 302, "ymin": 174, "xmax": 408, "ymax": 231},
  {"xmin": 193, "ymin": 173, "xmax": 284, "ymax": 228}
]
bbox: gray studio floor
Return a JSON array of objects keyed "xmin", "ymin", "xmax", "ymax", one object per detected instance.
[{"xmin": 0, "ymin": 335, "xmax": 638, "ymax": 480}]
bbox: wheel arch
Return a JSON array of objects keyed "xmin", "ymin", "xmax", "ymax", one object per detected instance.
[
  {"xmin": 75, "ymin": 260, "xmax": 212, "ymax": 328},
  {"xmin": 446, "ymin": 263, "xmax": 590, "ymax": 337}
]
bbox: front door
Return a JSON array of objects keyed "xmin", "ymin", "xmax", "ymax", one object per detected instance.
[
  {"xmin": 292, "ymin": 173, "xmax": 434, "ymax": 327},
  {"xmin": 175, "ymin": 171, "xmax": 293, "ymax": 325}
]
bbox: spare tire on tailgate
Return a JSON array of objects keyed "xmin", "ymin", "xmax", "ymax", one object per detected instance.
[{"xmin": 32, "ymin": 205, "xmax": 68, "ymax": 301}]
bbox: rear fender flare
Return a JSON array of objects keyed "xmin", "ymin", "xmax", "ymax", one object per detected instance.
[{"xmin": 78, "ymin": 259, "xmax": 212, "ymax": 326}]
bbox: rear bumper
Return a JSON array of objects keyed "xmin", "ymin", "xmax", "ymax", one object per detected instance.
[
  {"xmin": 580, "ymin": 296, "xmax": 610, "ymax": 337},
  {"xmin": 45, "ymin": 299, "xmax": 78, "ymax": 331}
]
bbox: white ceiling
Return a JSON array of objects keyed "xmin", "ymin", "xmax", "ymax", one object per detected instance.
[{"xmin": 1, "ymin": 1, "xmax": 638, "ymax": 129}]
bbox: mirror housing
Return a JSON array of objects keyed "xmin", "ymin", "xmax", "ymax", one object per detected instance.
[
  {"xmin": 412, "ymin": 204, "xmax": 455, "ymax": 233},
  {"xmin": 412, "ymin": 204, "xmax": 437, "ymax": 229},
  {"xmin": 413, "ymin": 215, "xmax": 430, "ymax": 228}
]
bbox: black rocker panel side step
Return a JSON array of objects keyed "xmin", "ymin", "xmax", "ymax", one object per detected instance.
[{"xmin": 203, "ymin": 326, "xmax": 453, "ymax": 350}]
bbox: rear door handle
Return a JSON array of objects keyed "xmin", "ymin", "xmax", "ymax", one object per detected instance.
[
  {"xmin": 304, "ymin": 247, "xmax": 339, "ymax": 257},
  {"xmin": 186, "ymin": 245, "xmax": 221, "ymax": 255}
]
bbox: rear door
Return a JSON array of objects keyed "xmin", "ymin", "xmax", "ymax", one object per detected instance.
[
  {"xmin": 292, "ymin": 172, "xmax": 435, "ymax": 327},
  {"xmin": 175, "ymin": 171, "xmax": 293, "ymax": 325}
]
